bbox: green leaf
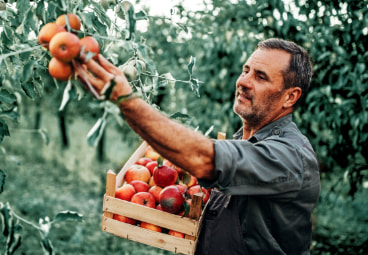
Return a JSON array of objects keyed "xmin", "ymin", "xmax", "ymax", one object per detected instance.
[
  {"xmin": 22, "ymin": 61, "xmax": 34, "ymax": 82},
  {"xmin": 21, "ymin": 82, "xmax": 39, "ymax": 99},
  {"xmin": 40, "ymin": 238, "xmax": 54, "ymax": 255},
  {"xmin": 0, "ymin": 169, "xmax": 6, "ymax": 194},
  {"xmin": 126, "ymin": 5, "xmax": 136, "ymax": 40},
  {"xmin": 0, "ymin": 89, "xmax": 16, "ymax": 104},
  {"xmin": 135, "ymin": 10, "xmax": 148, "ymax": 20},
  {"xmin": 0, "ymin": 110, "xmax": 20, "ymax": 122},
  {"xmin": 190, "ymin": 78, "xmax": 200, "ymax": 97},
  {"xmin": 86, "ymin": 116, "xmax": 106, "ymax": 147},
  {"xmin": 182, "ymin": 171, "xmax": 192, "ymax": 185},
  {"xmin": 170, "ymin": 112, "xmax": 191, "ymax": 121},
  {"xmin": 53, "ymin": 211, "xmax": 83, "ymax": 223},
  {"xmin": 187, "ymin": 56, "xmax": 196, "ymax": 77},
  {"xmin": 175, "ymin": 22, "xmax": 189, "ymax": 34},
  {"xmin": 157, "ymin": 157, "xmax": 164, "ymax": 167},
  {"xmin": 0, "ymin": 118, "xmax": 10, "ymax": 144},
  {"xmin": 59, "ymin": 80, "xmax": 74, "ymax": 111},
  {"xmin": 38, "ymin": 129, "xmax": 49, "ymax": 146},
  {"xmin": 181, "ymin": 200, "xmax": 191, "ymax": 218},
  {"xmin": 6, "ymin": 223, "xmax": 23, "ymax": 255}
]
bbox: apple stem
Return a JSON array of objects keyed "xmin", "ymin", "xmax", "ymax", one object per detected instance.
[{"xmin": 157, "ymin": 157, "xmax": 164, "ymax": 167}]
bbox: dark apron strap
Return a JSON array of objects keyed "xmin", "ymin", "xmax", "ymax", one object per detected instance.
[{"xmin": 195, "ymin": 190, "xmax": 247, "ymax": 255}]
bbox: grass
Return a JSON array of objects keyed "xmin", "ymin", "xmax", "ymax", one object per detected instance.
[{"xmin": 0, "ymin": 97, "xmax": 174, "ymax": 255}]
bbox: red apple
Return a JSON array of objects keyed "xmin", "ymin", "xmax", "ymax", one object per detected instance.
[
  {"xmin": 140, "ymin": 222, "xmax": 162, "ymax": 232},
  {"xmin": 175, "ymin": 184, "xmax": 186, "ymax": 194},
  {"xmin": 115, "ymin": 183, "xmax": 136, "ymax": 201},
  {"xmin": 130, "ymin": 180, "xmax": 150, "ymax": 193},
  {"xmin": 144, "ymin": 145, "xmax": 161, "ymax": 161},
  {"xmin": 131, "ymin": 192, "xmax": 156, "ymax": 208},
  {"xmin": 159, "ymin": 185, "xmax": 185, "ymax": 214},
  {"xmin": 124, "ymin": 164, "xmax": 151, "ymax": 184},
  {"xmin": 146, "ymin": 161, "xmax": 158, "ymax": 175},
  {"xmin": 148, "ymin": 185, "xmax": 163, "ymax": 204},
  {"xmin": 169, "ymin": 230, "xmax": 185, "ymax": 238},
  {"xmin": 148, "ymin": 176, "xmax": 157, "ymax": 187},
  {"xmin": 113, "ymin": 214, "xmax": 137, "ymax": 225},
  {"xmin": 164, "ymin": 159, "xmax": 183, "ymax": 176},
  {"xmin": 156, "ymin": 204, "xmax": 163, "ymax": 211},
  {"xmin": 187, "ymin": 185, "xmax": 210, "ymax": 204},
  {"xmin": 153, "ymin": 165, "xmax": 178, "ymax": 187},
  {"xmin": 136, "ymin": 157, "xmax": 153, "ymax": 166},
  {"xmin": 186, "ymin": 175, "xmax": 198, "ymax": 188}
]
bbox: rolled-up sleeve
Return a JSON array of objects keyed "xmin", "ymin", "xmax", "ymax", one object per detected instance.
[{"xmin": 198, "ymin": 138, "xmax": 305, "ymax": 199}]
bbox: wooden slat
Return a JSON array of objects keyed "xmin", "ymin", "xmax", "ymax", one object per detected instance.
[
  {"xmin": 217, "ymin": 132, "xmax": 226, "ymax": 140},
  {"xmin": 103, "ymin": 170, "xmax": 116, "ymax": 219},
  {"xmin": 102, "ymin": 216, "xmax": 197, "ymax": 255},
  {"xmin": 103, "ymin": 195, "xmax": 200, "ymax": 236}
]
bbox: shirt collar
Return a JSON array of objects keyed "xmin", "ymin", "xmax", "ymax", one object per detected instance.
[{"xmin": 233, "ymin": 114, "xmax": 293, "ymax": 142}]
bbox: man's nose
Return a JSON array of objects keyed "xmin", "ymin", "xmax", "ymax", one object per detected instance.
[{"xmin": 236, "ymin": 72, "xmax": 253, "ymax": 89}]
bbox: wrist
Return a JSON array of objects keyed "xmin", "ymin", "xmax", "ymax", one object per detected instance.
[{"xmin": 112, "ymin": 91, "xmax": 141, "ymax": 105}]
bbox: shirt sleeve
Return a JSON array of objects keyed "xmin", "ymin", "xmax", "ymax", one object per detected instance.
[{"xmin": 198, "ymin": 138, "xmax": 305, "ymax": 199}]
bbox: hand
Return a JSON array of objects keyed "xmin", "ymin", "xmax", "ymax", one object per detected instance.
[{"xmin": 74, "ymin": 54, "xmax": 132, "ymax": 101}]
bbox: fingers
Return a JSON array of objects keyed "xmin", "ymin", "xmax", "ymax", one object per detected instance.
[
  {"xmin": 83, "ymin": 56, "xmax": 115, "ymax": 82},
  {"xmin": 97, "ymin": 54, "xmax": 123, "ymax": 76}
]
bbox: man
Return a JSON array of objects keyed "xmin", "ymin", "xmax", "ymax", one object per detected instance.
[{"xmin": 76, "ymin": 38, "xmax": 320, "ymax": 254}]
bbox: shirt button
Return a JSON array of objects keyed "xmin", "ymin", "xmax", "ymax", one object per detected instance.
[{"xmin": 272, "ymin": 127, "xmax": 281, "ymax": 135}]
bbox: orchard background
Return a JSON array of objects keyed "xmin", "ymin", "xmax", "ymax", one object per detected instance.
[{"xmin": 0, "ymin": 0, "xmax": 367, "ymax": 254}]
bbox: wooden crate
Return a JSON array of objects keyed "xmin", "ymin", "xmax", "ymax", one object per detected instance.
[{"xmin": 101, "ymin": 141, "xmax": 206, "ymax": 255}]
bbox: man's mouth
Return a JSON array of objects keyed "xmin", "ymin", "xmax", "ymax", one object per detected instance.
[{"xmin": 236, "ymin": 90, "xmax": 252, "ymax": 102}]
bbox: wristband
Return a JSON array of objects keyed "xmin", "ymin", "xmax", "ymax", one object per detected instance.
[{"xmin": 113, "ymin": 92, "xmax": 141, "ymax": 105}]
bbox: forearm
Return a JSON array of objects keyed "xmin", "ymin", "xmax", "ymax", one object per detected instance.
[{"xmin": 118, "ymin": 97, "xmax": 216, "ymax": 180}]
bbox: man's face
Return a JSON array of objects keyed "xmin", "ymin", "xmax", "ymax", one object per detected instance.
[{"xmin": 233, "ymin": 49, "xmax": 291, "ymax": 126}]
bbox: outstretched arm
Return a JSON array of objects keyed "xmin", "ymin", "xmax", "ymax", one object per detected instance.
[{"xmin": 75, "ymin": 54, "xmax": 216, "ymax": 180}]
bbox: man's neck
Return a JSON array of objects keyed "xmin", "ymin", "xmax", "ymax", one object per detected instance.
[{"xmin": 241, "ymin": 109, "xmax": 293, "ymax": 140}]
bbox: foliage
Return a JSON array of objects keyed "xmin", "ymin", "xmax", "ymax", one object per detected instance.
[{"xmin": 0, "ymin": 0, "xmax": 368, "ymax": 254}]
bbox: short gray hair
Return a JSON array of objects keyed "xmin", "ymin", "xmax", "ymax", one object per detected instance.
[{"xmin": 257, "ymin": 38, "xmax": 313, "ymax": 107}]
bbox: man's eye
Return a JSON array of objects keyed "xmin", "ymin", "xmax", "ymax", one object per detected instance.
[{"xmin": 258, "ymin": 75, "xmax": 266, "ymax": 80}]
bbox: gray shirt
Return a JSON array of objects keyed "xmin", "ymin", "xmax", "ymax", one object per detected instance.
[{"xmin": 199, "ymin": 114, "xmax": 321, "ymax": 254}]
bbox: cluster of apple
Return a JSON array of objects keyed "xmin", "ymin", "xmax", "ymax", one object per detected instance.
[
  {"xmin": 37, "ymin": 13, "xmax": 100, "ymax": 81},
  {"xmin": 114, "ymin": 145, "xmax": 211, "ymax": 238}
]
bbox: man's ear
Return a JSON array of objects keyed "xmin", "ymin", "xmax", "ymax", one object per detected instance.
[{"xmin": 283, "ymin": 87, "xmax": 302, "ymax": 108}]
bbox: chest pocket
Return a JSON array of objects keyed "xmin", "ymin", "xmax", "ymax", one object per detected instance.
[{"xmin": 195, "ymin": 190, "xmax": 247, "ymax": 255}]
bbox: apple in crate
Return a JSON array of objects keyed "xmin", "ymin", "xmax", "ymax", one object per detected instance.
[
  {"xmin": 115, "ymin": 183, "xmax": 136, "ymax": 201},
  {"xmin": 141, "ymin": 222, "xmax": 162, "ymax": 232},
  {"xmin": 148, "ymin": 185, "xmax": 163, "ymax": 204},
  {"xmin": 130, "ymin": 180, "xmax": 150, "ymax": 192},
  {"xmin": 153, "ymin": 164, "xmax": 178, "ymax": 187},
  {"xmin": 159, "ymin": 185, "xmax": 185, "ymax": 214},
  {"xmin": 187, "ymin": 185, "xmax": 211, "ymax": 204},
  {"xmin": 135, "ymin": 157, "xmax": 153, "ymax": 166},
  {"xmin": 169, "ymin": 230, "xmax": 185, "ymax": 238},
  {"xmin": 146, "ymin": 161, "xmax": 158, "ymax": 175},
  {"xmin": 124, "ymin": 164, "xmax": 151, "ymax": 184},
  {"xmin": 131, "ymin": 192, "xmax": 156, "ymax": 208},
  {"xmin": 113, "ymin": 214, "xmax": 137, "ymax": 225},
  {"xmin": 144, "ymin": 145, "xmax": 161, "ymax": 161}
]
